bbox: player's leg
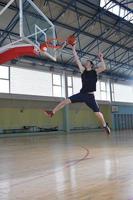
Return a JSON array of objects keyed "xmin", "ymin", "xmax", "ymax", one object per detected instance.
[
  {"xmin": 94, "ymin": 112, "xmax": 111, "ymax": 135},
  {"xmin": 53, "ymin": 99, "xmax": 71, "ymax": 114},
  {"xmin": 43, "ymin": 99, "xmax": 71, "ymax": 117},
  {"xmin": 85, "ymin": 94, "xmax": 111, "ymax": 135},
  {"xmin": 43, "ymin": 93, "xmax": 84, "ymax": 117}
]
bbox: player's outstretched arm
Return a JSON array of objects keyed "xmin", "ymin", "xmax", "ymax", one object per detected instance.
[
  {"xmin": 95, "ymin": 52, "xmax": 106, "ymax": 74},
  {"xmin": 71, "ymin": 44, "xmax": 85, "ymax": 73}
]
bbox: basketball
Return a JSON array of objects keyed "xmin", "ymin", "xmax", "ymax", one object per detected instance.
[
  {"xmin": 40, "ymin": 42, "xmax": 48, "ymax": 51},
  {"xmin": 67, "ymin": 35, "xmax": 76, "ymax": 46}
]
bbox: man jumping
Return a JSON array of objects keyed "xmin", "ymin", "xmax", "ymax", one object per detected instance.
[{"xmin": 44, "ymin": 44, "xmax": 111, "ymax": 135}]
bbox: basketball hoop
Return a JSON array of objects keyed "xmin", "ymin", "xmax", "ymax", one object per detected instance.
[
  {"xmin": 0, "ymin": 34, "xmax": 77, "ymax": 64},
  {"xmin": 40, "ymin": 35, "xmax": 76, "ymax": 52},
  {"xmin": 40, "ymin": 38, "xmax": 66, "ymax": 51}
]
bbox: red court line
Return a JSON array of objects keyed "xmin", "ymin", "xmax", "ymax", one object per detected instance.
[{"xmin": 8, "ymin": 146, "xmax": 91, "ymax": 187}]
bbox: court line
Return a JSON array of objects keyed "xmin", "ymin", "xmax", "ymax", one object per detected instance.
[{"xmin": 7, "ymin": 146, "xmax": 91, "ymax": 187}]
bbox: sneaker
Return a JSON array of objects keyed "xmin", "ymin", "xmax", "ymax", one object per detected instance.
[
  {"xmin": 104, "ymin": 123, "xmax": 111, "ymax": 135},
  {"xmin": 43, "ymin": 110, "xmax": 54, "ymax": 118}
]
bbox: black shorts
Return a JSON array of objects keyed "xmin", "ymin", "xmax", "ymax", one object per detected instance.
[{"xmin": 69, "ymin": 92, "xmax": 99, "ymax": 112}]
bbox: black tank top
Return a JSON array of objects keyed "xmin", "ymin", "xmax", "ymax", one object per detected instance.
[{"xmin": 80, "ymin": 69, "xmax": 97, "ymax": 93}]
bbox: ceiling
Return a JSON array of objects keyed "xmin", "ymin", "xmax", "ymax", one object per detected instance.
[{"xmin": 0, "ymin": 0, "xmax": 133, "ymax": 80}]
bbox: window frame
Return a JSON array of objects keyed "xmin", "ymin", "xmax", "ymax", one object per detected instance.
[
  {"xmin": 52, "ymin": 73, "xmax": 62, "ymax": 97},
  {"xmin": 0, "ymin": 65, "xmax": 10, "ymax": 93},
  {"xmin": 67, "ymin": 76, "xmax": 73, "ymax": 97}
]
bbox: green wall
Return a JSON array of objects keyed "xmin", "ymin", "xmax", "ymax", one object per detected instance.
[
  {"xmin": 100, "ymin": 104, "xmax": 112, "ymax": 127},
  {"xmin": 0, "ymin": 98, "xmax": 112, "ymax": 132},
  {"xmin": 0, "ymin": 108, "xmax": 63, "ymax": 130},
  {"xmin": 69, "ymin": 103, "xmax": 112, "ymax": 130}
]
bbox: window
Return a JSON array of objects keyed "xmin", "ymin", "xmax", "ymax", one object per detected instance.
[
  {"xmin": 0, "ymin": 66, "xmax": 9, "ymax": 79},
  {"xmin": 0, "ymin": 80, "xmax": 9, "ymax": 93},
  {"xmin": 67, "ymin": 76, "xmax": 72, "ymax": 87},
  {"xmin": 0, "ymin": 65, "xmax": 9, "ymax": 93},
  {"xmin": 100, "ymin": 0, "xmax": 133, "ymax": 24},
  {"xmin": 10, "ymin": 67, "xmax": 52, "ymax": 96},
  {"xmin": 101, "ymin": 81, "xmax": 106, "ymax": 91},
  {"xmin": 125, "ymin": 12, "xmax": 132, "ymax": 21},
  {"xmin": 100, "ymin": 0, "xmax": 105, "ymax": 7},
  {"xmin": 73, "ymin": 76, "xmax": 82, "ymax": 94},
  {"xmin": 107, "ymin": 2, "xmax": 116, "ymax": 12},
  {"xmin": 11, "ymin": 68, "xmax": 64, "ymax": 97},
  {"xmin": 113, "ymin": 83, "xmax": 133, "ymax": 103},
  {"xmin": 97, "ymin": 80, "xmax": 110, "ymax": 101},
  {"xmin": 113, "ymin": 4, "xmax": 120, "ymax": 16},
  {"xmin": 52, "ymin": 74, "xmax": 62, "ymax": 97},
  {"xmin": 95, "ymin": 80, "xmax": 101, "ymax": 100},
  {"xmin": 53, "ymin": 74, "xmax": 61, "ymax": 85},
  {"xmin": 68, "ymin": 87, "xmax": 73, "ymax": 97},
  {"xmin": 120, "ymin": 7, "xmax": 125, "ymax": 18},
  {"xmin": 53, "ymin": 85, "xmax": 62, "ymax": 97},
  {"xmin": 100, "ymin": 81, "xmax": 107, "ymax": 100},
  {"xmin": 67, "ymin": 76, "xmax": 73, "ymax": 97}
]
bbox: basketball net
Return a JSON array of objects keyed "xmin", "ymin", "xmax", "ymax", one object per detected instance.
[
  {"xmin": 40, "ymin": 38, "xmax": 66, "ymax": 51},
  {"xmin": 40, "ymin": 35, "xmax": 76, "ymax": 52}
]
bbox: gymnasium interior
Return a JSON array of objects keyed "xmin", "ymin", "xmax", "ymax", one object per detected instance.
[{"xmin": 0, "ymin": 0, "xmax": 133, "ymax": 199}]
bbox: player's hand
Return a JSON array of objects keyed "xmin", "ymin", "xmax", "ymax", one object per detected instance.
[
  {"xmin": 71, "ymin": 43, "xmax": 76, "ymax": 51},
  {"xmin": 98, "ymin": 52, "xmax": 104, "ymax": 59}
]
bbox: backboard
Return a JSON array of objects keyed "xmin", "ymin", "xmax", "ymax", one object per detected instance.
[{"xmin": 0, "ymin": 0, "xmax": 56, "ymax": 61}]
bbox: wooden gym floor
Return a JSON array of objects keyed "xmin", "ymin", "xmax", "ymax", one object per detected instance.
[{"xmin": 0, "ymin": 130, "xmax": 133, "ymax": 200}]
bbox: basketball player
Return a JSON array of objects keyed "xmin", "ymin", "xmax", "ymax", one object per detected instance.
[{"xmin": 43, "ymin": 44, "xmax": 111, "ymax": 135}]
